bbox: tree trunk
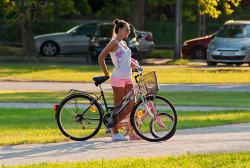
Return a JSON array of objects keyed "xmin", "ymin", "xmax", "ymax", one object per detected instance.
[
  {"xmin": 21, "ymin": 8, "xmax": 38, "ymax": 58},
  {"xmin": 130, "ymin": 0, "xmax": 144, "ymax": 30}
]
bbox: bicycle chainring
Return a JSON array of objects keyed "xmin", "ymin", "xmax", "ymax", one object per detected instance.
[{"xmin": 103, "ymin": 113, "xmax": 117, "ymax": 128}]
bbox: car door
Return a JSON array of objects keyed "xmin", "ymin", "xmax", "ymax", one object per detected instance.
[{"xmin": 66, "ymin": 23, "xmax": 97, "ymax": 53}]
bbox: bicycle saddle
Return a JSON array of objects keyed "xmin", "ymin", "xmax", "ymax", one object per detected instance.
[{"xmin": 93, "ymin": 76, "xmax": 110, "ymax": 86}]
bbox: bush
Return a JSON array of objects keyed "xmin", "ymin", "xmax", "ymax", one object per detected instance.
[{"xmin": 0, "ymin": 45, "xmax": 24, "ymax": 56}]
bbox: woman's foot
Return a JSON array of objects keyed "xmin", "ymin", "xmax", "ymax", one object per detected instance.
[
  {"xmin": 129, "ymin": 133, "xmax": 142, "ymax": 140},
  {"xmin": 112, "ymin": 133, "xmax": 128, "ymax": 141}
]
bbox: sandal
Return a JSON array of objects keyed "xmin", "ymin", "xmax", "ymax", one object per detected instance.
[{"xmin": 129, "ymin": 133, "xmax": 142, "ymax": 140}]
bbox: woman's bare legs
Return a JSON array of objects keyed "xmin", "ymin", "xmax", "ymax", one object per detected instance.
[{"xmin": 112, "ymin": 84, "xmax": 135, "ymax": 134}]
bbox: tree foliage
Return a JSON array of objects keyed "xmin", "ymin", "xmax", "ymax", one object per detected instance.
[
  {"xmin": 148, "ymin": 0, "xmax": 242, "ymax": 21},
  {"xmin": 96, "ymin": 0, "xmax": 130, "ymax": 20}
]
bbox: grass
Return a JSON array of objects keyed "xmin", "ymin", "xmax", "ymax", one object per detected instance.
[
  {"xmin": 0, "ymin": 90, "xmax": 249, "ymax": 107},
  {"xmin": 164, "ymin": 59, "xmax": 189, "ymax": 65},
  {"xmin": 0, "ymin": 108, "xmax": 249, "ymax": 146},
  {"xmin": 3, "ymin": 152, "xmax": 250, "ymax": 168},
  {"xmin": 0, "ymin": 45, "xmax": 24, "ymax": 56},
  {"xmin": 144, "ymin": 50, "xmax": 174, "ymax": 59},
  {"xmin": 0, "ymin": 65, "xmax": 250, "ymax": 83}
]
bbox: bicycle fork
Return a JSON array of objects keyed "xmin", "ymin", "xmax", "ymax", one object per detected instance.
[{"xmin": 142, "ymin": 98, "xmax": 165, "ymax": 128}]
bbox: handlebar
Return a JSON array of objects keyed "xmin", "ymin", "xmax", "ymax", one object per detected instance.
[{"xmin": 132, "ymin": 66, "xmax": 144, "ymax": 73}]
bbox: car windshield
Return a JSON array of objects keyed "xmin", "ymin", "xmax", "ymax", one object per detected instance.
[
  {"xmin": 94, "ymin": 25, "xmax": 113, "ymax": 37},
  {"xmin": 66, "ymin": 25, "xmax": 79, "ymax": 33},
  {"xmin": 216, "ymin": 24, "xmax": 250, "ymax": 38}
]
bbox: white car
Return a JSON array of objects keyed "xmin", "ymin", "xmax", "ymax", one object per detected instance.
[
  {"xmin": 135, "ymin": 30, "xmax": 154, "ymax": 53},
  {"xmin": 207, "ymin": 20, "xmax": 250, "ymax": 66},
  {"xmin": 34, "ymin": 22, "xmax": 154, "ymax": 57},
  {"xmin": 34, "ymin": 23, "xmax": 97, "ymax": 56}
]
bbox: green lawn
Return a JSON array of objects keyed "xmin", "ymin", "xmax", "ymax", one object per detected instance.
[
  {"xmin": 0, "ymin": 108, "xmax": 249, "ymax": 146},
  {"xmin": 0, "ymin": 65, "xmax": 250, "ymax": 83},
  {"xmin": 0, "ymin": 90, "xmax": 249, "ymax": 107},
  {"xmin": 4, "ymin": 152, "xmax": 250, "ymax": 168}
]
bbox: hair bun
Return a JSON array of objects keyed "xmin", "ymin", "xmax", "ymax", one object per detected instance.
[{"xmin": 114, "ymin": 19, "xmax": 120, "ymax": 25}]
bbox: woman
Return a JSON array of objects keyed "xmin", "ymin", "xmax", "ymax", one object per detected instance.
[{"xmin": 98, "ymin": 19, "xmax": 141, "ymax": 141}]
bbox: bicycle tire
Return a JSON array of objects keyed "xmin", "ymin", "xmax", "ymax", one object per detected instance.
[
  {"xmin": 150, "ymin": 112, "xmax": 176, "ymax": 138},
  {"xmin": 55, "ymin": 94, "xmax": 103, "ymax": 141},
  {"xmin": 130, "ymin": 95, "xmax": 177, "ymax": 142}
]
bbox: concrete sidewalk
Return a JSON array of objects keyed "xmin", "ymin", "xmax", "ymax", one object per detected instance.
[
  {"xmin": 1, "ymin": 123, "xmax": 249, "ymax": 167},
  {"xmin": 0, "ymin": 81, "xmax": 250, "ymax": 92}
]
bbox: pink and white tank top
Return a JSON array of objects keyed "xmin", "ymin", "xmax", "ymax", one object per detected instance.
[{"xmin": 110, "ymin": 39, "xmax": 132, "ymax": 79}]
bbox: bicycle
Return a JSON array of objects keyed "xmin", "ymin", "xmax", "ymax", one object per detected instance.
[{"xmin": 54, "ymin": 67, "xmax": 177, "ymax": 142}]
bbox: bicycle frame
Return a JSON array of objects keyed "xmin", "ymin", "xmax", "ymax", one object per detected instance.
[{"xmin": 67, "ymin": 69, "xmax": 156, "ymax": 125}]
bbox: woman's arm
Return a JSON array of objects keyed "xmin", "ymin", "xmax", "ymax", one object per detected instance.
[
  {"xmin": 131, "ymin": 58, "xmax": 139, "ymax": 69},
  {"xmin": 98, "ymin": 40, "xmax": 117, "ymax": 76}
]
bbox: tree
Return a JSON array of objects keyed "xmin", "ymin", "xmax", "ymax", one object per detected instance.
[
  {"xmin": 1, "ymin": 0, "xmax": 92, "ymax": 59},
  {"xmin": 130, "ymin": 0, "xmax": 144, "ymax": 30},
  {"xmin": 148, "ymin": 0, "xmax": 242, "ymax": 20},
  {"xmin": 96, "ymin": 0, "xmax": 130, "ymax": 21}
]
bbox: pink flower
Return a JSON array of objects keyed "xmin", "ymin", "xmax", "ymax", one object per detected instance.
[{"xmin": 115, "ymin": 47, "xmax": 125, "ymax": 66}]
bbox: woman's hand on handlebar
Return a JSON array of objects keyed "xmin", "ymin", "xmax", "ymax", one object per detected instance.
[{"xmin": 132, "ymin": 66, "xmax": 144, "ymax": 73}]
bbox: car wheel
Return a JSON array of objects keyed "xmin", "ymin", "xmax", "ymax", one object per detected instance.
[
  {"xmin": 40, "ymin": 41, "xmax": 59, "ymax": 56},
  {"xmin": 192, "ymin": 46, "xmax": 206, "ymax": 59},
  {"xmin": 207, "ymin": 61, "xmax": 217, "ymax": 66}
]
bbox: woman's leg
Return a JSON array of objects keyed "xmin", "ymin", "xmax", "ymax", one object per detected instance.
[
  {"xmin": 112, "ymin": 86, "xmax": 125, "ymax": 134},
  {"xmin": 117, "ymin": 84, "xmax": 135, "ymax": 121}
]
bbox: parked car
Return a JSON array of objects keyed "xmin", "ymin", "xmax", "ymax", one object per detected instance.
[
  {"xmin": 182, "ymin": 33, "xmax": 215, "ymax": 59},
  {"xmin": 34, "ymin": 22, "xmax": 154, "ymax": 58},
  {"xmin": 34, "ymin": 22, "xmax": 98, "ymax": 56},
  {"xmin": 135, "ymin": 29, "xmax": 154, "ymax": 53},
  {"xmin": 87, "ymin": 23, "xmax": 146, "ymax": 62},
  {"xmin": 207, "ymin": 20, "xmax": 250, "ymax": 66}
]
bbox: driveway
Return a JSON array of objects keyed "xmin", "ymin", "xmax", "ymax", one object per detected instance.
[{"xmin": 0, "ymin": 123, "xmax": 249, "ymax": 167}]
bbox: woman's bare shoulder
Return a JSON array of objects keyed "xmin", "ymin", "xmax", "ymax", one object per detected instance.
[{"xmin": 108, "ymin": 39, "xmax": 118, "ymax": 52}]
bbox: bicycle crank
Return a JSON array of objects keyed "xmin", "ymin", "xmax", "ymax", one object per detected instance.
[{"xmin": 103, "ymin": 113, "xmax": 117, "ymax": 128}]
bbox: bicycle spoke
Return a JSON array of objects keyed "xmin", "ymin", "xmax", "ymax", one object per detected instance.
[
  {"xmin": 56, "ymin": 94, "xmax": 102, "ymax": 141},
  {"xmin": 131, "ymin": 95, "xmax": 177, "ymax": 142}
]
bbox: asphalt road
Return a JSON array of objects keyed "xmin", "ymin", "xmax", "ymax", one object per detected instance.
[{"xmin": 0, "ymin": 123, "xmax": 249, "ymax": 167}]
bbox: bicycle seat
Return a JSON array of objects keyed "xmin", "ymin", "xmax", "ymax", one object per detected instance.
[{"xmin": 93, "ymin": 76, "xmax": 110, "ymax": 86}]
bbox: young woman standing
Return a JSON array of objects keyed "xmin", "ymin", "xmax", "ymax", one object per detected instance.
[{"xmin": 98, "ymin": 19, "xmax": 141, "ymax": 141}]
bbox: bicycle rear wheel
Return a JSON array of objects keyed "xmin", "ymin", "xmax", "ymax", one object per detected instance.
[
  {"xmin": 130, "ymin": 95, "xmax": 177, "ymax": 142},
  {"xmin": 55, "ymin": 94, "xmax": 103, "ymax": 141}
]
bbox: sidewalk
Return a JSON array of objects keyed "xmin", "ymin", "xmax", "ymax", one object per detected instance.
[
  {"xmin": 1, "ymin": 123, "xmax": 250, "ymax": 167},
  {"xmin": 0, "ymin": 81, "xmax": 250, "ymax": 92}
]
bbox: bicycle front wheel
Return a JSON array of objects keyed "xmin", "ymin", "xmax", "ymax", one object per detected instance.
[
  {"xmin": 130, "ymin": 95, "xmax": 177, "ymax": 142},
  {"xmin": 55, "ymin": 94, "xmax": 103, "ymax": 141}
]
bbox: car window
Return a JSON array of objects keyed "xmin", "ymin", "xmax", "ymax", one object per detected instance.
[
  {"xmin": 76, "ymin": 23, "xmax": 97, "ymax": 35},
  {"xmin": 128, "ymin": 25, "xmax": 135, "ymax": 39},
  {"xmin": 216, "ymin": 24, "xmax": 250, "ymax": 38},
  {"xmin": 94, "ymin": 25, "xmax": 114, "ymax": 37}
]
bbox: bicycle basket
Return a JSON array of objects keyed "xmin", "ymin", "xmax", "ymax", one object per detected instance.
[{"xmin": 141, "ymin": 70, "xmax": 160, "ymax": 94}]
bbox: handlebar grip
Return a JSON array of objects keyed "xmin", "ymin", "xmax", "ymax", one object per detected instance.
[{"xmin": 132, "ymin": 66, "xmax": 144, "ymax": 72}]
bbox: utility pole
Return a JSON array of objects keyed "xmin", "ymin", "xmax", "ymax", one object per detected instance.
[
  {"xmin": 174, "ymin": 0, "xmax": 182, "ymax": 60},
  {"xmin": 199, "ymin": 13, "xmax": 206, "ymax": 37}
]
